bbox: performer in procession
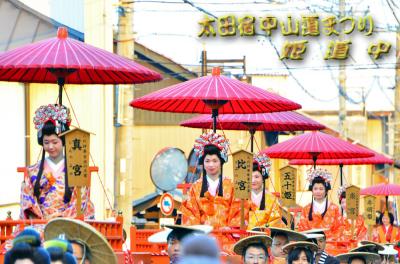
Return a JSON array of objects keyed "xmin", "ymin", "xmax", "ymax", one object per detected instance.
[
  {"xmin": 372, "ymin": 211, "xmax": 399, "ymax": 244},
  {"xmin": 180, "ymin": 132, "xmax": 236, "ymax": 227},
  {"xmin": 20, "ymin": 104, "xmax": 94, "ymax": 219},
  {"xmin": 337, "ymin": 185, "xmax": 367, "ymax": 243},
  {"xmin": 282, "ymin": 241, "xmax": 319, "ymax": 264},
  {"xmin": 297, "ymin": 168, "xmax": 341, "ymax": 240},
  {"xmin": 303, "ymin": 229, "xmax": 339, "ymax": 264},
  {"xmin": 270, "ymin": 227, "xmax": 307, "ymax": 264},
  {"xmin": 233, "ymin": 235, "xmax": 272, "ymax": 264},
  {"xmin": 248, "ymin": 153, "xmax": 285, "ymax": 229}
]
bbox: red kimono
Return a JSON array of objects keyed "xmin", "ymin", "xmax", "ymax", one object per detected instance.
[{"xmin": 298, "ymin": 202, "xmax": 341, "ymax": 240}]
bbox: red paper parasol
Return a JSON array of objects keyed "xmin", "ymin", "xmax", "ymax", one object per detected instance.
[
  {"xmin": 261, "ymin": 131, "xmax": 375, "ymax": 167},
  {"xmin": 130, "ymin": 67, "xmax": 301, "ymax": 132},
  {"xmin": 180, "ymin": 112, "xmax": 325, "ymax": 152},
  {"xmin": 361, "ymin": 183, "xmax": 400, "ymax": 210},
  {"xmin": 0, "ymin": 27, "xmax": 162, "ymax": 104},
  {"xmin": 289, "ymin": 151, "xmax": 393, "ymax": 186}
]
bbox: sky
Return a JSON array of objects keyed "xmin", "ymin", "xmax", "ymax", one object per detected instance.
[{"xmin": 21, "ymin": 0, "xmax": 399, "ymax": 112}]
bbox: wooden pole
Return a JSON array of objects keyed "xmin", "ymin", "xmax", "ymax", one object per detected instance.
[
  {"xmin": 77, "ymin": 187, "xmax": 82, "ymax": 218},
  {"xmin": 241, "ymin": 199, "xmax": 245, "ymax": 230}
]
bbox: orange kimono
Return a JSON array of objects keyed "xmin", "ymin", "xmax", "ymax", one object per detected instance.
[
  {"xmin": 337, "ymin": 214, "xmax": 367, "ymax": 242},
  {"xmin": 373, "ymin": 225, "xmax": 399, "ymax": 243},
  {"xmin": 298, "ymin": 202, "xmax": 341, "ymax": 240},
  {"xmin": 180, "ymin": 178, "xmax": 235, "ymax": 228},
  {"xmin": 247, "ymin": 191, "xmax": 285, "ymax": 229}
]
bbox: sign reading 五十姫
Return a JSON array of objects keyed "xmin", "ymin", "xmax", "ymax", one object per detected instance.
[{"xmin": 280, "ymin": 166, "xmax": 297, "ymax": 207}]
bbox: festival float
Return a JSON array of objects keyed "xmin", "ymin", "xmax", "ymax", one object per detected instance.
[{"xmin": 0, "ymin": 26, "xmax": 396, "ymax": 264}]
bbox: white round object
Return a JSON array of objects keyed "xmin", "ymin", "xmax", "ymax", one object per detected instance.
[{"xmin": 150, "ymin": 147, "xmax": 187, "ymax": 192}]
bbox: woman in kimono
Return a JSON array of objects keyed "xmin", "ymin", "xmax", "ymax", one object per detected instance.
[
  {"xmin": 180, "ymin": 132, "xmax": 235, "ymax": 228},
  {"xmin": 297, "ymin": 168, "xmax": 341, "ymax": 240},
  {"xmin": 373, "ymin": 211, "xmax": 399, "ymax": 243},
  {"xmin": 337, "ymin": 185, "xmax": 367, "ymax": 244},
  {"xmin": 20, "ymin": 104, "xmax": 94, "ymax": 220},
  {"xmin": 247, "ymin": 153, "xmax": 285, "ymax": 229}
]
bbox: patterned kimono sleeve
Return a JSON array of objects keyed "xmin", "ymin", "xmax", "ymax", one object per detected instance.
[
  {"xmin": 265, "ymin": 194, "xmax": 284, "ymax": 226},
  {"xmin": 356, "ymin": 215, "xmax": 367, "ymax": 240},
  {"xmin": 180, "ymin": 184, "xmax": 202, "ymax": 225},
  {"xmin": 297, "ymin": 205, "xmax": 311, "ymax": 231},
  {"xmin": 228, "ymin": 196, "xmax": 251, "ymax": 228},
  {"xmin": 20, "ymin": 167, "xmax": 43, "ymax": 219}
]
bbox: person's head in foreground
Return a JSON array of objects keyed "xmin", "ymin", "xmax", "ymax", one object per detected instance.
[
  {"xmin": 5, "ymin": 243, "xmax": 51, "ymax": 264},
  {"xmin": 233, "ymin": 235, "xmax": 272, "ymax": 264},
  {"xmin": 44, "ymin": 239, "xmax": 77, "ymax": 264},
  {"xmin": 282, "ymin": 242, "xmax": 319, "ymax": 264},
  {"xmin": 270, "ymin": 227, "xmax": 307, "ymax": 259},
  {"xmin": 177, "ymin": 234, "xmax": 220, "ymax": 264},
  {"xmin": 336, "ymin": 252, "xmax": 381, "ymax": 264}
]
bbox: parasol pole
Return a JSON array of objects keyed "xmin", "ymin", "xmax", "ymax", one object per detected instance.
[
  {"xmin": 57, "ymin": 77, "xmax": 65, "ymax": 105},
  {"xmin": 249, "ymin": 128, "xmax": 256, "ymax": 153},
  {"xmin": 386, "ymin": 196, "xmax": 389, "ymax": 211},
  {"xmin": 340, "ymin": 163, "xmax": 344, "ymax": 186},
  {"xmin": 212, "ymin": 109, "xmax": 218, "ymax": 133}
]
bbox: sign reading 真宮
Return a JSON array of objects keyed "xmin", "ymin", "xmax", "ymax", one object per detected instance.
[{"xmin": 61, "ymin": 128, "xmax": 91, "ymax": 187}]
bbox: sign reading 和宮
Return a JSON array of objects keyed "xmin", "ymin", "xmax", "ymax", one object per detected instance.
[
  {"xmin": 60, "ymin": 128, "xmax": 91, "ymax": 187},
  {"xmin": 232, "ymin": 150, "xmax": 252, "ymax": 199},
  {"xmin": 280, "ymin": 166, "xmax": 297, "ymax": 207},
  {"xmin": 363, "ymin": 195, "xmax": 376, "ymax": 226},
  {"xmin": 197, "ymin": 15, "xmax": 391, "ymax": 61},
  {"xmin": 346, "ymin": 185, "xmax": 361, "ymax": 220}
]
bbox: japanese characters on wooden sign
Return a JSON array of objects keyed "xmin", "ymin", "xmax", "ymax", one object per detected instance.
[
  {"xmin": 61, "ymin": 128, "xmax": 91, "ymax": 187},
  {"xmin": 363, "ymin": 195, "xmax": 376, "ymax": 226},
  {"xmin": 232, "ymin": 150, "xmax": 252, "ymax": 199},
  {"xmin": 280, "ymin": 166, "xmax": 297, "ymax": 207},
  {"xmin": 346, "ymin": 185, "xmax": 360, "ymax": 220}
]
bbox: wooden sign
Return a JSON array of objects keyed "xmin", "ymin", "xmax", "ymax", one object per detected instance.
[
  {"xmin": 346, "ymin": 185, "xmax": 360, "ymax": 220},
  {"xmin": 60, "ymin": 128, "xmax": 91, "ymax": 187},
  {"xmin": 232, "ymin": 150, "xmax": 252, "ymax": 199},
  {"xmin": 363, "ymin": 195, "xmax": 376, "ymax": 226},
  {"xmin": 280, "ymin": 166, "xmax": 297, "ymax": 207}
]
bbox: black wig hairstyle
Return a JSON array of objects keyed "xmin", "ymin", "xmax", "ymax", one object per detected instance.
[
  {"xmin": 339, "ymin": 190, "xmax": 346, "ymax": 204},
  {"xmin": 167, "ymin": 229, "xmax": 194, "ymax": 244},
  {"xmin": 348, "ymin": 256, "xmax": 367, "ymax": 264},
  {"xmin": 34, "ymin": 120, "xmax": 72, "ymax": 204},
  {"xmin": 287, "ymin": 247, "xmax": 314, "ymax": 264},
  {"xmin": 308, "ymin": 176, "xmax": 331, "ymax": 221},
  {"xmin": 253, "ymin": 162, "xmax": 269, "ymax": 210},
  {"xmin": 242, "ymin": 242, "xmax": 268, "ymax": 258},
  {"xmin": 378, "ymin": 211, "xmax": 395, "ymax": 225},
  {"xmin": 198, "ymin": 144, "xmax": 225, "ymax": 197},
  {"xmin": 5, "ymin": 243, "xmax": 51, "ymax": 264}
]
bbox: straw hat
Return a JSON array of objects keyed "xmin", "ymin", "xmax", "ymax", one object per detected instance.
[
  {"xmin": 269, "ymin": 227, "xmax": 308, "ymax": 241},
  {"xmin": 336, "ymin": 252, "xmax": 381, "ymax": 264},
  {"xmin": 379, "ymin": 245, "xmax": 398, "ymax": 256},
  {"xmin": 148, "ymin": 225, "xmax": 213, "ymax": 243},
  {"xmin": 44, "ymin": 218, "xmax": 117, "ymax": 264},
  {"xmin": 350, "ymin": 244, "xmax": 385, "ymax": 254},
  {"xmin": 282, "ymin": 241, "xmax": 319, "ymax": 254},
  {"xmin": 233, "ymin": 235, "xmax": 272, "ymax": 255}
]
